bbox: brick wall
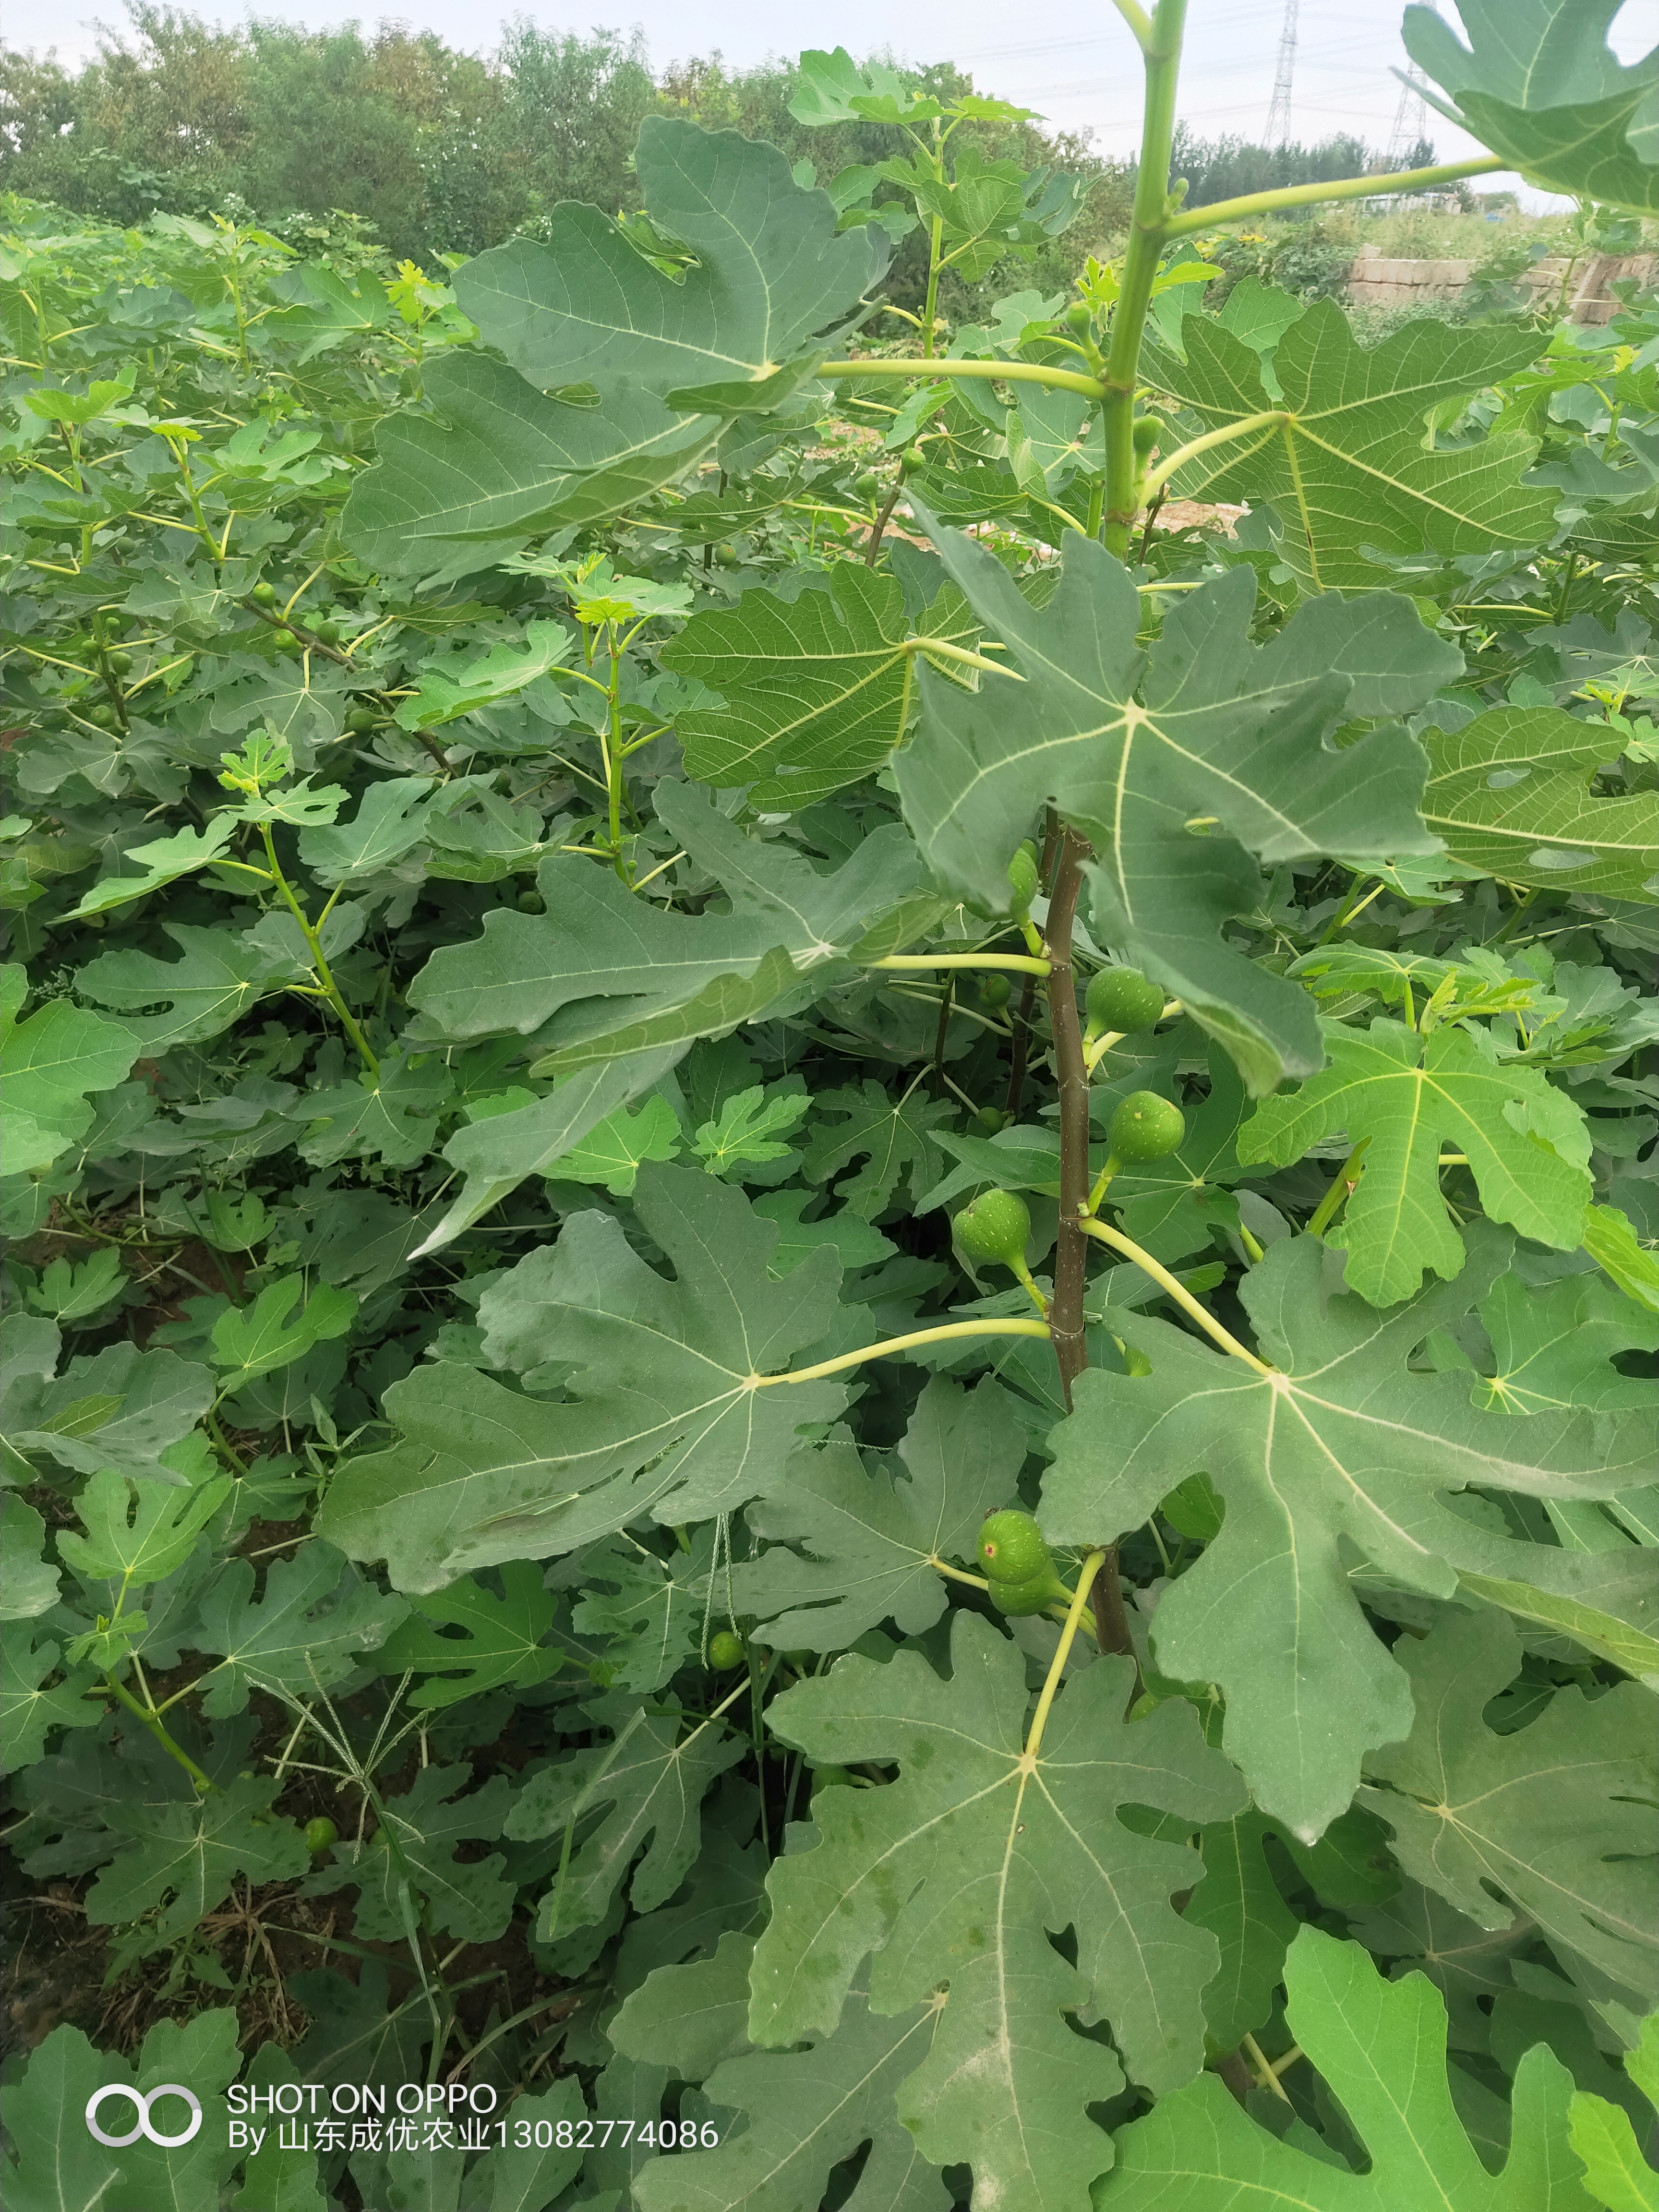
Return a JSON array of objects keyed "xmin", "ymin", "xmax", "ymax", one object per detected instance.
[{"xmin": 1344, "ymin": 245, "xmax": 1656, "ymax": 325}]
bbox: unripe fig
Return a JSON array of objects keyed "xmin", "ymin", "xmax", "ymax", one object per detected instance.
[
  {"xmin": 853, "ymin": 469, "xmax": 880, "ymax": 500},
  {"xmin": 989, "ymin": 1567, "xmax": 1070, "ymax": 1616},
  {"xmin": 250, "ymin": 580, "xmax": 279, "ymax": 606},
  {"xmin": 305, "ymin": 1816, "xmax": 338, "ymax": 1855},
  {"xmin": 953, "ymin": 1189, "xmax": 1031, "ymax": 1270},
  {"xmin": 1007, "ymin": 844, "xmax": 1040, "ymax": 917},
  {"xmin": 1065, "ymin": 300, "xmax": 1092, "ymax": 333},
  {"xmin": 979, "ymin": 973, "xmax": 1012, "ymax": 1011},
  {"xmin": 715, "ymin": 542, "xmax": 741, "ymax": 567},
  {"xmin": 899, "ymin": 445, "xmax": 923, "ymax": 479},
  {"xmin": 709, "ymin": 1629, "xmax": 746, "ymax": 1669},
  {"xmin": 346, "ymin": 706, "xmax": 378, "ymax": 734},
  {"xmin": 974, "ymin": 1105, "xmax": 1008, "ymax": 1135},
  {"xmin": 311, "ymin": 617, "xmax": 342, "ymax": 644},
  {"xmin": 107, "ymin": 649, "xmax": 133, "ymax": 673},
  {"xmin": 1085, "ymin": 967, "xmax": 1165, "ymax": 1036},
  {"xmin": 1132, "ymin": 412, "xmax": 1166, "ymax": 454},
  {"xmin": 1109, "ymin": 1091, "xmax": 1186, "ymax": 1164},
  {"xmin": 810, "ymin": 1764, "xmax": 854, "ymax": 1793},
  {"xmin": 977, "ymin": 1509, "xmax": 1052, "ymax": 1584}
]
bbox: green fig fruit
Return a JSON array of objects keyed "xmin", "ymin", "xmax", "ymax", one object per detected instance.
[
  {"xmin": 1007, "ymin": 844, "xmax": 1040, "ymax": 917},
  {"xmin": 979, "ymin": 973, "xmax": 1012, "ymax": 1011},
  {"xmin": 977, "ymin": 1508, "xmax": 1052, "ymax": 1583},
  {"xmin": 709, "ymin": 1629, "xmax": 746, "ymax": 1669},
  {"xmin": 989, "ymin": 1567, "xmax": 1070, "ymax": 1616},
  {"xmin": 953, "ymin": 1189, "xmax": 1031, "ymax": 1270},
  {"xmin": 304, "ymin": 1817, "xmax": 338, "ymax": 1854},
  {"xmin": 1108, "ymin": 1090, "xmax": 1186, "ymax": 1164},
  {"xmin": 1085, "ymin": 967, "xmax": 1166, "ymax": 1036}
]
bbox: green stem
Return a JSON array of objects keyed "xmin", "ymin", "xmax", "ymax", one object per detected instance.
[
  {"xmin": 873, "ymin": 953, "xmax": 1052, "ymax": 976},
  {"xmin": 820, "ymin": 358, "xmax": 1106, "ymax": 401},
  {"xmin": 1025, "ymin": 1552, "xmax": 1108, "ymax": 1757},
  {"xmin": 605, "ymin": 643, "xmax": 629, "ymax": 883},
  {"xmin": 260, "ymin": 825, "xmax": 382, "ymax": 1075},
  {"xmin": 929, "ymin": 972, "xmax": 954, "ymax": 1100},
  {"xmin": 1138, "ymin": 409, "xmax": 1288, "ymax": 502},
  {"xmin": 922, "ymin": 211, "xmax": 944, "ymax": 361},
  {"xmin": 1084, "ymin": 1153, "xmax": 1124, "ymax": 1215},
  {"xmin": 1102, "ymin": 0, "xmax": 1189, "ymax": 556},
  {"xmin": 105, "ymin": 1672, "xmax": 219, "ymax": 1792},
  {"xmin": 1163, "ymin": 154, "xmax": 1505, "ymax": 237},
  {"xmin": 1307, "ymin": 1141, "xmax": 1370, "ymax": 1238},
  {"xmin": 751, "ymin": 1320, "xmax": 1050, "ymax": 1388},
  {"xmin": 204, "ymin": 1406, "xmax": 250, "ymax": 1474},
  {"xmin": 1242, "ymin": 2031, "xmax": 1294, "ymax": 2104},
  {"xmin": 929, "ymin": 1554, "xmax": 993, "ymax": 1594},
  {"xmin": 1078, "ymin": 1216, "xmax": 1271, "ymax": 1371},
  {"xmin": 1315, "ymin": 875, "xmax": 1384, "ymax": 945},
  {"xmin": 902, "ymin": 636, "xmax": 1026, "ymax": 681},
  {"xmin": 169, "ymin": 441, "xmax": 218, "ymax": 559}
]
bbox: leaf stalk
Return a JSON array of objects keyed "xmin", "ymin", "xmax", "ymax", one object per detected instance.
[
  {"xmin": 1024, "ymin": 1550, "xmax": 1107, "ymax": 1761},
  {"xmin": 1078, "ymin": 1216, "xmax": 1271, "ymax": 1372},
  {"xmin": 1163, "ymin": 153, "xmax": 1506, "ymax": 238},
  {"xmin": 752, "ymin": 1319, "xmax": 1051, "ymax": 1388}
]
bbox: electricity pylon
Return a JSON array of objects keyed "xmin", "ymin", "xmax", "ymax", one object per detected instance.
[
  {"xmin": 1264, "ymin": 0, "xmax": 1299, "ymax": 145},
  {"xmin": 1384, "ymin": 0, "xmax": 1436, "ymax": 167}
]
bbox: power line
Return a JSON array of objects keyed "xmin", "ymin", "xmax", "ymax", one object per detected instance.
[{"xmin": 1263, "ymin": 0, "xmax": 1300, "ymax": 144}]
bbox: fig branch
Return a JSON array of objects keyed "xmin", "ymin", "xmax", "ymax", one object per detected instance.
[{"xmin": 1044, "ymin": 828, "xmax": 1094, "ymax": 1404}]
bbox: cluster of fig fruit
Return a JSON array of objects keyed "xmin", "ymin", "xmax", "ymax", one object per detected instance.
[{"xmin": 976, "ymin": 1510, "xmax": 1072, "ymax": 1617}]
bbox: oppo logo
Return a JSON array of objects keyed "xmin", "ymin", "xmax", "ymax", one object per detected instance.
[{"xmin": 84, "ymin": 2083, "xmax": 203, "ymax": 2149}]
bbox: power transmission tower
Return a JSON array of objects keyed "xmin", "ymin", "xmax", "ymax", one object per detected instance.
[
  {"xmin": 1264, "ymin": 0, "xmax": 1299, "ymax": 145},
  {"xmin": 1384, "ymin": 0, "xmax": 1435, "ymax": 167},
  {"xmin": 1384, "ymin": 74, "xmax": 1430, "ymax": 167}
]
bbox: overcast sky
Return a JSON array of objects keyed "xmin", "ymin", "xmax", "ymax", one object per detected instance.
[{"xmin": 9, "ymin": 0, "xmax": 1656, "ymax": 187}]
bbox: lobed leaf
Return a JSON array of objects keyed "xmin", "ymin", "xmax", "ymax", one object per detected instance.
[
  {"xmin": 1359, "ymin": 1609, "xmax": 1659, "ymax": 2006},
  {"xmin": 1097, "ymin": 1923, "xmax": 1593, "ymax": 2211},
  {"xmin": 1042, "ymin": 1228, "xmax": 1657, "ymax": 1838},
  {"xmin": 1146, "ymin": 303, "xmax": 1557, "ymax": 594},
  {"xmin": 895, "ymin": 533, "xmax": 1453, "ymax": 1090},
  {"xmin": 318, "ymin": 1167, "xmax": 851, "ymax": 1591},
  {"xmin": 753, "ymin": 1615, "xmax": 1247, "ymax": 2209}
]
